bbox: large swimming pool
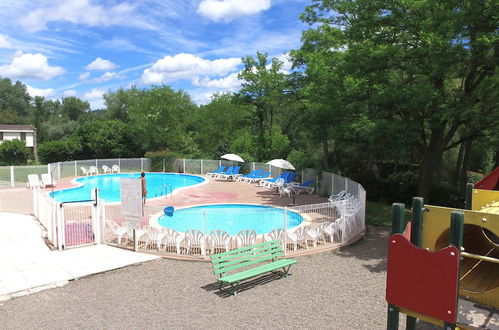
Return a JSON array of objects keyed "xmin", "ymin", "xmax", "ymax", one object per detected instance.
[
  {"xmin": 51, "ymin": 173, "xmax": 205, "ymax": 202},
  {"xmin": 156, "ymin": 204, "xmax": 304, "ymax": 235}
]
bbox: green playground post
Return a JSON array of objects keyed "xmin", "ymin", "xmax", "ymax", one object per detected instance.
[{"xmin": 387, "ymin": 203, "xmax": 405, "ymax": 330}]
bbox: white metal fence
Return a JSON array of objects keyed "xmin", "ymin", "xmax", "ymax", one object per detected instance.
[{"xmin": 24, "ymin": 157, "xmax": 366, "ymax": 255}]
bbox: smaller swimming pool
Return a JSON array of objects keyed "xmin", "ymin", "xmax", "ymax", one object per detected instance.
[
  {"xmin": 156, "ymin": 204, "xmax": 304, "ymax": 235},
  {"xmin": 51, "ymin": 173, "xmax": 205, "ymax": 202}
]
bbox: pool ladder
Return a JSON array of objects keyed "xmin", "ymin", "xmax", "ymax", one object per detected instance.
[{"xmin": 155, "ymin": 184, "xmax": 173, "ymax": 198}]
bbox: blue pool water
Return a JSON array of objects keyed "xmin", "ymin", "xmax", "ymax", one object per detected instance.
[
  {"xmin": 157, "ymin": 204, "xmax": 303, "ymax": 235},
  {"xmin": 51, "ymin": 173, "xmax": 204, "ymax": 202}
]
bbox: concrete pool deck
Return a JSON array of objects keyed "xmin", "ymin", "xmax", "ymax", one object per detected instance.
[{"xmin": 0, "ymin": 174, "xmax": 328, "ymax": 302}]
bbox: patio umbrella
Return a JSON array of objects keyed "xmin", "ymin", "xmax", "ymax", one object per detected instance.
[
  {"xmin": 266, "ymin": 159, "xmax": 295, "ymax": 170},
  {"xmin": 221, "ymin": 153, "xmax": 245, "ymax": 162}
]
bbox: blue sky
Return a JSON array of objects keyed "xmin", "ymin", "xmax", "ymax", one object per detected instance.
[{"xmin": 0, "ymin": 0, "xmax": 309, "ymax": 109}]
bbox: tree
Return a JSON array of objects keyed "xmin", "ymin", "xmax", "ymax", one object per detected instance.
[
  {"xmin": 61, "ymin": 96, "xmax": 90, "ymax": 122},
  {"xmin": 70, "ymin": 120, "xmax": 143, "ymax": 159},
  {"xmin": 127, "ymin": 85, "xmax": 197, "ymax": 154},
  {"xmin": 0, "ymin": 77, "xmax": 31, "ymax": 119},
  {"xmin": 237, "ymin": 52, "xmax": 290, "ymax": 160},
  {"xmin": 298, "ymin": 0, "xmax": 499, "ymax": 200},
  {"xmin": 103, "ymin": 87, "xmax": 144, "ymax": 122},
  {"xmin": 0, "ymin": 139, "xmax": 30, "ymax": 165}
]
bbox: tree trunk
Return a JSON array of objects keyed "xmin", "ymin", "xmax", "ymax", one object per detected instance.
[
  {"xmin": 322, "ymin": 138, "xmax": 330, "ymax": 168},
  {"xmin": 453, "ymin": 142, "xmax": 464, "ymax": 186},
  {"xmin": 418, "ymin": 151, "xmax": 443, "ymax": 201},
  {"xmin": 458, "ymin": 140, "xmax": 473, "ymax": 193}
]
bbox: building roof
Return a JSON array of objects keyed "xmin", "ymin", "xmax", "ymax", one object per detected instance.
[{"xmin": 0, "ymin": 124, "xmax": 36, "ymax": 131}]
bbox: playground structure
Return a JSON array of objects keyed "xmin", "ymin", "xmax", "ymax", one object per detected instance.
[{"xmin": 385, "ymin": 168, "xmax": 499, "ymax": 329}]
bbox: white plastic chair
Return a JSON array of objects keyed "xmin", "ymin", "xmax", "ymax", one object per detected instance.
[
  {"xmin": 41, "ymin": 173, "xmax": 56, "ymax": 187},
  {"xmin": 27, "ymin": 174, "xmax": 44, "ymax": 189},
  {"xmin": 264, "ymin": 228, "xmax": 285, "ymax": 250},
  {"xmin": 235, "ymin": 229, "xmax": 256, "ymax": 248},
  {"xmin": 89, "ymin": 166, "xmax": 98, "ymax": 175},
  {"xmin": 324, "ymin": 221, "xmax": 340, "ymax": 243},
  {"xmin": 81, "ymin": 167, "xmax": 90, "ymax": 176},
  {"xmin": 145, "ymin": 226, "xmax": 167, "ymax": 251},
  {"xmin": 286, "ymin": 226, "xmax": 309, "ymax": 251},
  {"xmin": 208, "ymin": 230, "xmax": 231, "ymax": 253},
  {"xmin": 306, "ymin": 223, "xmax": 328, "ymax": 248},
  {"xmin": 184, "ymin": 229, "xmax": 207, "ymax": 256},
  {"xmin": 106, "ymin": 220, "xmax": 129, "ymax": 245},
  {"xmin": 112, "ymin": 164, "xmax": 120, "ymax": 173},
  {"xmin": 102, "ymin": 165, "xmax": 112, "ymax": 174},
  {"xmin": 161, "ymin": 228, "xmax": 185, "ymax": 254}
]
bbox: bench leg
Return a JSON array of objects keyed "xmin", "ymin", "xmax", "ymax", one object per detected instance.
[{"xmin": 281, "ymin": 265, "xmax": 292, "ymax": 278}]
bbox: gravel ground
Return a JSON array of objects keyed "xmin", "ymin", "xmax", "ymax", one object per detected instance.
[{"xmin": 0, "ymin": 226, "xmax": 439, "ymax": 330}]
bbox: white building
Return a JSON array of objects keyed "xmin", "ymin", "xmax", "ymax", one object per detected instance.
[{"xmin": 0, "ymin": 124, "xmax": 37, "ymax": 155}]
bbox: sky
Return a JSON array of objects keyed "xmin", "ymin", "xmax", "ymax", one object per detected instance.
[{"xmin": 0, "ymin": 0, "xmax": 309, "ymax": 109}]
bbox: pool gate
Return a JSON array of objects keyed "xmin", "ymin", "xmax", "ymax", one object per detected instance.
[{"xmin": 33, "ymin": 188, "xmax": 102, "ymax": 250}]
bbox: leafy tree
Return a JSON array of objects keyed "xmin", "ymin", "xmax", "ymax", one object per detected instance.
[
  {"xmin": 0, "ymin": 77, "xmax": 31, "ymax": 118},
  {"xmin": 0, "ymin": 139, "xmax": 30, "ymax": 165},
  {"xmin": 103, "ymin": 87, "xmax": 144, "ymax": 122},
  {"xmin": 237, "ymin": 52, "xmax": 289, "ymax": 160},
  {"xmin": 127, "ymin": 85, "xmax": 197, "ymax": 154},
  {"xmin": 193, "ymin": 93, "xmax": 251, "ymax": 158},
  {"xmin": 61, "ymin": 96, "xmax": 90, "ymax": 122},
  {"xmin": 0, "ymin": 107, "xmax": 24, "ymax": 124},
  {"xmin": 70, "ymin": 120, "xmax": 143, "ymax": 159},
  {"xmin": 38, "ymin": 140, "xmax": 74, "ymax": 163},
  {"xmin": 297, "ymin": 0, "xmax": 499, "ymax": 200}
]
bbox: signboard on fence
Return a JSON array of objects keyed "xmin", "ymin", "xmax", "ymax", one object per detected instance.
[{"xmin": 120, "ymin": 178, "xmax": 142, "ymax": 228}]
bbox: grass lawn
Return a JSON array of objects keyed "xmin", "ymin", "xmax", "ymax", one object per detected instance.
[{"xmin": 365, "ymin": 201, "xmax": 411, "ymax": 227}]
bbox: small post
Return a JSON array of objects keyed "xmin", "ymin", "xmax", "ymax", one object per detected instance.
[
  {"xmin": 133, "ymin": 229, "xmax": 138, "ymax": 252},
  {"xmin": 74, "ymin": 160, "xmax": 77, "ymax": 177},
  {"xmin": 410, "ymin": 197, "xmax": 424, "ymax": 247},
  {"xmin": 283, "ymin": 207, "xmax": 288, "ymax": 256},
  {"xmin": 391, "ymin": 203, "xmax": 405, "ymax": 235},
  {"xmin": 445, "ymin": 211, "xmax": 464, "ymax": 330},
  {"xmin": 465, "ymin": 183, "xmax": 473, "ymax": 210},
  {"xmin": 10, "ymin": 166, "xmax": 14, "ymax": 187},
  {"xmin": 406, "ymin": 197, "xmax": 424, "ymax": 330},
  {"xmin": 387, "ymin": 202, "xmax": 405, "ymax": 330}
]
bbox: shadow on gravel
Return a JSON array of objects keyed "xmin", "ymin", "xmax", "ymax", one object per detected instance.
[
  {"xmin": 201, "ymin": 271, "xmax": 289, "ymax": 297},
  {"xmin": 334, "ymin": 226, "xmax": 390, "ymax": 273}
]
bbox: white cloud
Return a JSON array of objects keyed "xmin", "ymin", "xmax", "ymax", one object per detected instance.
[
  {"xmin": 0, "ymin": 34, "xmax": 13, "ymax": 49},
  {"xmin": 18, "ymin": 1, "xmax": 152, "ymax": 32},
  {"xmin": 192, "ymin": 72, "xmax": 241, "ymax": 90},
  {"xmin": 141, "ymin": 53, "xmax": 240, "ymax": 85},
  {"xmin": 0, "ymin": 52, "xmax": 65, "ymax": 80},
  {"xmin": 63, "ymin": 90, "xmax": 77, "ymax": 97},
  {"xmin": 197, "ymin": 0, "xmax": 271, "ymax": 22},
  {"xmin": 78, "ymin": 72, "xmax": 90, "ymax": 80},
  {"xmin": 97, "ymin": 72, "xmax": 117, "ymax": 82},
  {"xmin": 83, "ymin": 88, "xmax": 107, "ymax": 109},
  {"xmin": 85, "ymin": 57, "xmax": 118, "ymax": 71},
  {"xmin": 26, "ymin": 85, "xmax": 55, "ymax": 98}
]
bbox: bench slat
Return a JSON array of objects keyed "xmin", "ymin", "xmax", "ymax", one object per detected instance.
[
  {"xmin": 211, "ymin": 246, "xmax": 282, "ymax": 269},
  {"xmin": 211, "ymin": 241, "xmax": 282, "ymax": 263},
  {"xmin": 213, "ymin": 252, "xmax": 284, "ymax": 275},
  {"xmin": 219, "ymin": 259, "xmax": 297, "ymax": 284},
  {"xmin": 211, "ymin": 240, "xmax": 281, "ymax": 260}
]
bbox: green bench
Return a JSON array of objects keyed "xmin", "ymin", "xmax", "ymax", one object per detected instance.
[{"xmin": 210, "ymin": 240, "xmax": 297, "ymax": 296}]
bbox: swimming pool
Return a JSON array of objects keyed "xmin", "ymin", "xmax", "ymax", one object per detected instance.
[
  {"xmin": 51, "ymin": 173, "xmax": 205, "ymax": 202},
  {"xmin": 156, "ymin": 204, "xmax": 304, "ymax": 235}
]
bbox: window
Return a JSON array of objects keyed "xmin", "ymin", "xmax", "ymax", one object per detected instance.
[
  {"xmin": 20, "ymin": 132, "xmax": 26, "ymax": 141},
  {"xmin": 0, "ymin": 132, "xmax": 3, "ymax": 141}
]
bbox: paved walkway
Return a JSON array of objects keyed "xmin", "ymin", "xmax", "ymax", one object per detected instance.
[{"xmin": 0, "ymin": 212, "xmax": 158, "ymax": 302}]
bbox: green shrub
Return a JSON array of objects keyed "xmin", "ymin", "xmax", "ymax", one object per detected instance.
[
  {"xmin": 0, "ymin": 139, "xmax": 30, "ymax": 165},
  {"xmin": 38, "ymin": 140, "xmax": 74, "ymax": 164}
]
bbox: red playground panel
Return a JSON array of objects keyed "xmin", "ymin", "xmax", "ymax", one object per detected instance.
[{"xmin": 386, "ymin": 234, "xmax": 460, "ymax": 324}]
